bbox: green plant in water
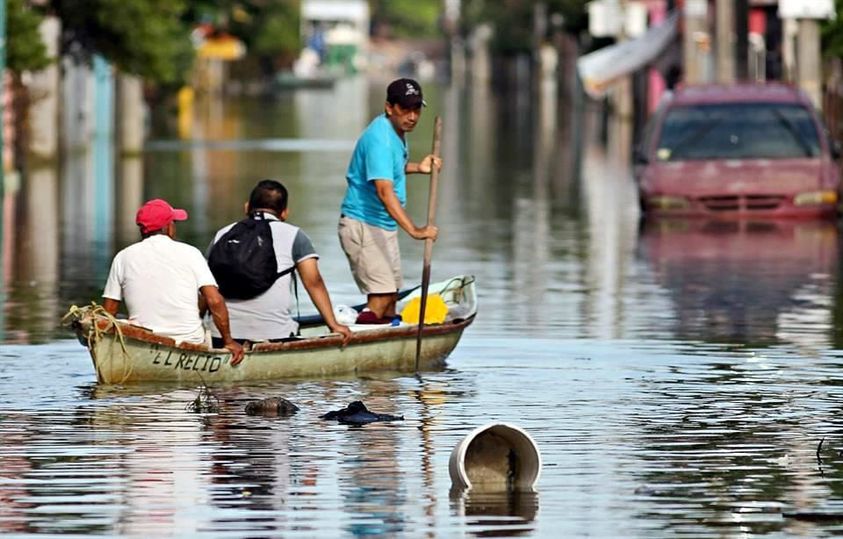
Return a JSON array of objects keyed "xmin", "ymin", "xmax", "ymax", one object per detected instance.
[{"xmin": 185, "ymin": 377, "xmax": 219, "ymax": 413}]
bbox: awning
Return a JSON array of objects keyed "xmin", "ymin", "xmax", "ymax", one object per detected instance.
[{"xmin": 577, "ymin": 11, "xmax": 678, "ymax": 99}]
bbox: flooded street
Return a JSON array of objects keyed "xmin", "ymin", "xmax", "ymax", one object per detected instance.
[{"xmin": 3, "ymin": 77, "xmax": 843, "ymax": 537}]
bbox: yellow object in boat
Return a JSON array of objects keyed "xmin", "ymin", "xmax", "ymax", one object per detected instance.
[{"xmin": 400, "ymin": 294, "xmax": 448, "ymax": 324}]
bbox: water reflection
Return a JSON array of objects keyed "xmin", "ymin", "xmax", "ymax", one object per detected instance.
[
  {"xmin": 334, "ymin": 383, "xmax": 407, "ymax": 537},
  {"xmin": 45, "ymin": 378, "xmax": 437, "ymax": 537},
  {"xmin": 638, "ymin": 218, "xmax": 838, "ymax": 345},
  {"xmin": 1, "ymin": 165, "xmax": 57, "ymax": 343},
  {"xmin": 625, "ymin": 341, "xmax": 843, "ymax": 537},
  {"xmin": 7, "ymin": 71, "xmax": 843, "ymax": 537},
  {"xmin": 450, "ymin": 489, "xmax": 539, "ymax": 537},
  {"xmin": 116, "ymin": 157, "xmax": 144, "ymax": 245}
]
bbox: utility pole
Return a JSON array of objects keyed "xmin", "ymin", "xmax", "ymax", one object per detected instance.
[
  {"xmin": 735, "ymin": 0, "xmax": 749, "ymax": 80},
  {"xmin": 444, "ymin": 0, "xmax": 464, "ymax": 85},
  {"xmin": 0, "ymin": 0, "xmax": 5, "ymax": 214},
  {"xmin": 715, "ymin": 0, "xmax": 735, "ymax": 83},
  {"xmin": 779, "ymin": 0, "xmax": 835, "ymax": 110},
  {"xmin": 683, "ymin": 0, "xmax": 709, "ymax": 84},
  {"xmin": 796, "ymin": 19, "xmax": 821, "ymax": 109},
  {"xmin": 0, "ymin": 0, "xmax": 6, "ymax": 341},
  {"xmin": 614, "ymin": 0, "xmax": 634, "ymax": 121}
]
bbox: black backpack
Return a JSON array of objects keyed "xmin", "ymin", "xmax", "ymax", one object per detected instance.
[{"xmin": 207, "ymin": 213, "xmax": 295, "ymax": 300}]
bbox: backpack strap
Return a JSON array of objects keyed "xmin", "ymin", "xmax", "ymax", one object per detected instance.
[
  {"xmin": 291, "ymin": 270, "xmax": 300, "ymax": 336},
  {"xmin": 277, "ymin": 265, "xmax": 300, "ymax": 336}
]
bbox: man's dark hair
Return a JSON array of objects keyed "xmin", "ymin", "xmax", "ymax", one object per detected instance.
[{"xmin": 248, "ymin": 179, "xmax": 288, "ymax": 214}]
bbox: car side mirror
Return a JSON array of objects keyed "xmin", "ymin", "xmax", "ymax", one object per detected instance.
[{"xmin": 633, "ymin": 148, "xmax": 649, "ymax": 165}]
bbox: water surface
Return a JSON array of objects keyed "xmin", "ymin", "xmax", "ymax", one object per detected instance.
[{"xmin": 3, "ymin": 77, "xmax": 843, "ymax": 537}]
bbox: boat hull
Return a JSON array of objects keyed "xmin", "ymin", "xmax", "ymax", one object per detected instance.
[
  {"xmin": 86, "ymin": 320, "xmax": 471, "ymax": 384},
  {"xmin": 71, "ymin": 275, "xmax": 477, "ymax": 384}
]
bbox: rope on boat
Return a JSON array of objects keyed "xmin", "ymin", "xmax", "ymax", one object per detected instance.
[
  {"xmin": 437, "ymin": 275, "xmax": 475, "ymax": 305},
  {"xmin": 62, "ymin": 303, "xmax": 134, "ymax": 383}
]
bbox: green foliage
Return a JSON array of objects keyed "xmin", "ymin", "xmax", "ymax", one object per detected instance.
[
  {"xmin": 183, "ymin": 1, "xmax": 301, "ymax": 72},
  {"xmin": 53, "ymin": 0, "xmax": 194, "ymax": 84},
  {"xmin": 463, "ymin": 0, "xmax": 588, "ymax": 55},
  {"xmin": 7, "ymin": 0, "xmax": 50, "ymax": 72},
  {"xmin": 370, "ymin": 0, "xmax": 442, "ymax": 38},
  {"xmin": 822, "ymin": 0, "xmax": 843, "ymax": 58},
  {"xmin": 230, "ymin": 1, "xmax": 300, "ymax": 60}
]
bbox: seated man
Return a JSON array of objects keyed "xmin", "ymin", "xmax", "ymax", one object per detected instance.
[
  {"xmin": 102, "ymin": 198, "xmax": 244, "ymax": 365},
  {"xmin": 208, "ymin": 179, "xmax": 352, "ymax": 346}
]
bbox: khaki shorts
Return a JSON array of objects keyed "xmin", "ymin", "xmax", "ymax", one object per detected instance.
[{"xmin": 338, "ymin": 216, "xmax": 403, "ymax": 294}]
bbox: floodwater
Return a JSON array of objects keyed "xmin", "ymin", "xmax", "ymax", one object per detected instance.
[{"xmin": 3, "ymin": 76, "xmax": 843, "ymax": 537}]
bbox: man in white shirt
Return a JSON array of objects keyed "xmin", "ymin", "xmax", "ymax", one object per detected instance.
[{"xmin": 102, "ymin": 199, "xmax": 245, "ymax": 365}]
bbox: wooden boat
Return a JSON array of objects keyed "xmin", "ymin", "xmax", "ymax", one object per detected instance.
[{"xmin": 65, "ymin": 275, "xmax": 477, "ymax": 384}]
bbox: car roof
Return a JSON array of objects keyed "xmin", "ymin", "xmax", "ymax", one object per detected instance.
[{"xmin": 667, "ymin": 83, "xmax": 812, "ymax": 107}]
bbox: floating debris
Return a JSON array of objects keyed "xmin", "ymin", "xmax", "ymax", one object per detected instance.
[
  {"xmin": 449, "ymin": 423, "xmax": 541, "ymax": 492},
  {"xmin": 320, "ymin": 401, "xmax": 403, "ymax": 425},
  {"xmin": 244, "ymin": 397, "xmax": 300, "ymax": 417},
  {"xmin": 185, "ymin": 384, "xmax": 219, "ymax": 413}
]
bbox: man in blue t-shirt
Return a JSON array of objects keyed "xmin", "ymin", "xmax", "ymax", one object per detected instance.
[{"xmin": 338, "ymin": 78, "xmax": 441, "ymax": 324}]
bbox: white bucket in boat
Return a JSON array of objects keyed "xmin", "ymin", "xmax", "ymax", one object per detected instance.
[{"xmin": 449, "ymin": 423, "xmax": 541, "ymax": 491}]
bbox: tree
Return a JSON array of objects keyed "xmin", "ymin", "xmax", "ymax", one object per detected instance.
[
  {"xmin": 52, "ymin": 0, "xmax": 194, "ymax": 84},
  {"xmin": 229, "ymin": 1, "xmax": 300, "ymax": 72},
  {"xmin": 370, "ymin": 0, "xmax": 442, "ymax": 38},
  {"xmin": 822, "ymin": 0, "xmax": 843, "ymax": 58},
  {"xmin": 462, "ymin": 0, "xmax": 588, "ymax": 55},
  {"xmin": 182, "ymin": 1, "xmax": 301, "ymax": 75},
  {"xmin": 7, "ymin": 0, "xmax": 50, "ymax": 73}
]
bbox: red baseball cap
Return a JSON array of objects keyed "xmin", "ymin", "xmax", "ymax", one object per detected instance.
[{"xmin": 136, "ymin": 199, "xmax": 188, "ymax": 234}]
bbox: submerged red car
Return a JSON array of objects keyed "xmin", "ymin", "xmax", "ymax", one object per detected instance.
[{"xmin": 635, "ymin": 83, "xmax": 841, "ymax": 218}]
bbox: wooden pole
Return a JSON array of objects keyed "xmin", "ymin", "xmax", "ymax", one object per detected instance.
[
  {"xmin": 735, "ymin": 0, "xmax": 749, "ymax": 81},
  {"xmin": 797, "ymin": 18, "xmax": 822, "ymax": 110},
  {"xmin": 683, "ymin": 0, "xmax": 709, "ymax": 84},
  {"xmin": 414, "ymin": 116, "xmax": 443, "ymax": 371},
  {"xmin": 715, "ymin": 0, "xmax": 735, "ymax": 84}
]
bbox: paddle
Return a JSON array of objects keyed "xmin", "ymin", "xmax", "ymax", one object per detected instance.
[{"xmin": 414, "ymin": 116, "xmax": 443, "ymax": 371}]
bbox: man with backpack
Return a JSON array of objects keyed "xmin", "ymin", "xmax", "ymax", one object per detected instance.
[
  {"xmin": 102, "ymin": 198, "xmax": 245, "ymax": 365},
  {"xmin": 207, "ymin": 179, "xmax": 352, "ymax": 347}
]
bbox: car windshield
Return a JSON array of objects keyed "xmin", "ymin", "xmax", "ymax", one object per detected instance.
[{"xmin": 656, "ymin": 102, "xmax": 821, "ymax": 161}]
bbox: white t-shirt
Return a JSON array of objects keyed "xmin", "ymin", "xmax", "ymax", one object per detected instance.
[
  {"xmin": 209, "ymin": 215, "xmax": 317, "ymax": 341},
  {"xmin": 103, "ymin": 235, "xmax": 217, "ymax": 344}
]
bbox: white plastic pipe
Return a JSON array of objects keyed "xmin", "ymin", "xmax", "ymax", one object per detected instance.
[{"xmin": 449, "ymin": 423, "xmax": 541, "ymax": 491}]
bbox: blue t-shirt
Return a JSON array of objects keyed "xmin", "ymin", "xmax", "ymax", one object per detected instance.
[{"xmin": 340, "ymin": 114, "xmax": 408, "ymax": 230}]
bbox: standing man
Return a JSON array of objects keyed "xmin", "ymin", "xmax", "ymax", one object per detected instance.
[
  {"xmin": 208, "ymin": 179, "xmax": 353, "ymax": 345},
  {"xmin": 338, "ymin": 78, "xmax": 441, "ymax": 324},
  {"xmin": 102, "ymin": 199, "xmax": 244, "ymax": 365}
]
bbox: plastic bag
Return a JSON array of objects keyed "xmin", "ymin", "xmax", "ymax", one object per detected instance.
[
  {"xmin": 333, "ymin": 304, "xmax": 358, "ymax": 325},
  {"xmin": 400, "ymin": 293, "xmax": 448, "ymax": 325}
]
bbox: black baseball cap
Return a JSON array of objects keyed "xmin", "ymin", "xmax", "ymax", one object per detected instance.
[{"xmin": 386, "ymin": 78, "xmax": 426, "ymax": 109}]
